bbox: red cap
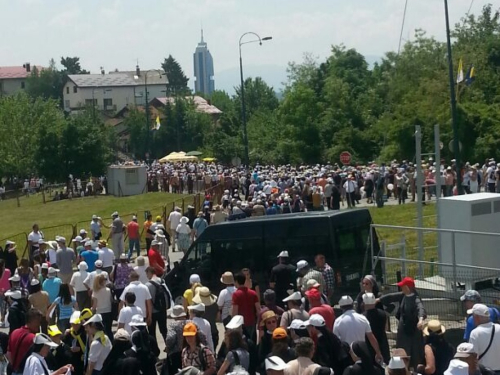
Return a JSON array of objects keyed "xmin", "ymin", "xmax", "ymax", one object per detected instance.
[
  {"xmin": 305, "ymin": 288, "xmax": 321, "ymax": 300},
  {"xmin": 397, "ymin": 277, "xmax": 415, "ymax": 289}
]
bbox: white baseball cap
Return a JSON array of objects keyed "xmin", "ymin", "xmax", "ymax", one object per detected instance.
[
  {"xmin": 467, "ymin": 303, "xmax": 490, "ymax": 317},
  {"xmin": 362, "ymin": 292, "xmax": 377, "ymax": 305},
  {"xmin": 70, "ymin": 311, "xmax": 81, "ymax": 325},
  {"xmin": 388, "ymin": 357, "xmax": 406, "ymax": 370},
  {"xmin": 296, "ymin": 260, "xmax": 308, "ymax": 271},
  {"xmin": 48, "ymin": 267, "xmax": 59, "ymax": 274},
  {"xmin": 34, "ymin": 333, "xmax": 59, "ymax": 348},
  {"xmin": 8, "ymin": 274, "xmax": 20, "ymax": 282},
  {"xmin": 129, "ymin": 314, "xmax": 147, "ymax": 327},
  {"xmin": 265, "ymin": 356, "xmax": 287, "ymax": 371},
  {"xmin": 283, "ymin": 291, "xmax": 302, "ymax": 302},
  {"xmin": 30, "ymin": 278, "xmax": 40, "ymax": 286},
  {"xmin": 95, "ymin": 260, "xmax": 103, "ymax": 268},
  {"xmin": 305, "ymin": 314, "xmax": 325, "ymax": 328},
  {"xmin": 83, "ymin": 313, "xmax": 103, "ymax": 326},
  {"xmin": 454, "ymin": 343, "xmax": 476, "ymax": 358},
  {"xmin": 72, "ymin": 236, "xmax": 83, "ymax": 243},
  {"xmin": 5, "ymin": 290, "xmax": 22, "ymax": 299},
  {"xmin": 288, "ymin": 319, "xmax": 308, "ymax": 330},
  {"xmin": 339, "ymin": 295, "xmax": 354, "ymax": 307},
  {"xmin": 277, "ymin": 251, "xmax": 289, "ymax": 258},
  {"xmin": 188, "ymin": 303, "xmax": 206, "ymax": 312},
  {"xmin": 226, "ymin": 315, "xmax": 244, "ymax": 329},
  {"xmin": 189, "ymin": 274, "xmax": 201, "ymax": 284}
]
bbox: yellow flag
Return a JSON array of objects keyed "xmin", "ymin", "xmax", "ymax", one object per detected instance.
[
  {"xmin": 457, "ymin": 58, "xmax": 464, "ymax": 84},
  {"xmin": 155, "ymin": 115, "xmax": 161, "ymax": 130}
]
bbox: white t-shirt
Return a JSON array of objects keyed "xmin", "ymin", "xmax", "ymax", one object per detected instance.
[
  {"xmin": 84, "ymin": 270, "xmax": 109, "ymax": 290},
  {"xmin": 23, "ymin": 352, "xmax": 51, "ymax": 375},
  {"xmin": 98, "ymin": 248, "xmax": 114, "ymax": 268},
  {"xmin": 70, "ymin": 271, "xmax": 88, "ymax": 292},
  {"xmin": 192, "ymin": 316, "xmax": 214, "ymax": 352},
  {"xmin": 343, "ymin": 180, "xmax": 357, "ymax": 193},
  {"xmin": 333, "ymin": 309, "xmax": 371, "ymax": 345},
  {"xmin": 88, "ymin": 334, "xmax": 112, "ymax": 371},
  {"xmin": 118, "ymin": 305, "xmax": 144, "ymax": 334},
  {"xmin": 168, "ymin": 211, "xmax": 182, "ymax": 230},
  {"xmin": 47, "ymin": 248, "xmax": 58, "ymax": 264},
  {"xmin": 120, "ymin": 281, "xmax": 152, "ymax": 315},
  {"xmin": 134, "ymin": 265, "xmax": 149, "ymax": 284},
  {"xmin": 469, "ymin": 322, "xmax": 500, "ymax": 370},
  {"xmin": 92, "ymin": 287, "xmax": 112, "ymax": 314},
  {"xmin": 487, "ymin": 167, "xmax": 496, "ymax": 184},
  {"xmin": 28, "ymin": 231, "xmax": 43, "ymax": 248},
  {"xmin": 217, "ymin": 286, "xmax": 236, "ymax": 320}
]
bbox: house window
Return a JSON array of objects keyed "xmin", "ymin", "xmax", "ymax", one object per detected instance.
[
  {"xmin": 125, "ymin": 169, "xmax": 139, "ymax": 185},
  {"xmin": 66, "ymin": 87, "xmax": 69, "ymax": 94},
  {"xmin": 103, "ymin": 98, "xmax": 113, "ymax": 109},
  {"xmin": 21, "ymin": 81, "xmax": 25, "ymax": 89},
  {"xmin": 73, "ymin": 86, "xmax": 77, "ymax": 93},
  {"xmin": 64, "ymin": 100, "xmax": 70, "ymax": 109}
]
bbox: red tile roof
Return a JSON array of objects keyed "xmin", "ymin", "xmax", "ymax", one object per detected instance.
[{"xmin": 0, "ymin": 66, "xmax": 44, "ymax": 79}]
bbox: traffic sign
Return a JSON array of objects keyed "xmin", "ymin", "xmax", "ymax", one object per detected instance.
[{"xmin": 340, "ymin": 151, "xmax": 351, "ymax": 165}]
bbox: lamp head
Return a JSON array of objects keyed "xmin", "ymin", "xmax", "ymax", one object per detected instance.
[{"xmin": 262, "ymin": 36, "xmax": 273, "ymax": 41}]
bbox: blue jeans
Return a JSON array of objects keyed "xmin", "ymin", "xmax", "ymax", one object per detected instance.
[{"xmin": 128, "ymin": 238, "xmax": 140, "ymax": 258}]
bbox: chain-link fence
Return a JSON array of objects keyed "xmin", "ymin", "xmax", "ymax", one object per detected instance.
[
  {"xmin": 372, "ymin": 224, "xmax": 500, "ymax": 322},
  {"xmin": 0, "ymin": 184, "xmax": 225, "ymax": 263}
]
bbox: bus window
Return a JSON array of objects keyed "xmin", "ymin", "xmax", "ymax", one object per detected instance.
[
  {"xmin": 211, "ymin": 238, "xmax": 263, "ymax": 275},
  {"xmin": 336, "ymin": 227, "xmax": 363, "ymax": 288}
]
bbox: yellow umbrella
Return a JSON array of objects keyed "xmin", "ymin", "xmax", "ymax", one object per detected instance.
[{"xmin": 202, "ymin": 157, "xmax": 217, "ymax": 162}]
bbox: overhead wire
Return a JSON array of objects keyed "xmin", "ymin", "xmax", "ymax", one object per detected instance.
[{"xmin": 397, "ymin": 0, "xmax": 409, "ymax": 55}]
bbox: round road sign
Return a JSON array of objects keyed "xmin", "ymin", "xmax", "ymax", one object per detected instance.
[{"xmin": 340, "ymin": 151, "xmax": 351, "ymax": 165}]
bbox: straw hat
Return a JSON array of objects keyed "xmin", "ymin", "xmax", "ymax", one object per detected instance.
[
  {"xmin": 260, "ymin": 310, "xmax": 277, "ymax": 327},
  {"xmin": 220, "ymin": 271, "xmax": 234, "ymax": 285},
  {"xmin": 192, "ymin": 287, "xmax": 217, "ymax": 306},
  {"xmin": 423, "ymin": 320, "xmax": 446, "ymax": 336}
]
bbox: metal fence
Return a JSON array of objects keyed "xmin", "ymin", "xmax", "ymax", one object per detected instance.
[
  {"xmin": 3, "ymin": 183, "xmax": 225, "ymax": 262},
  {"xmin": 371, "ymin": 224, "xmax": 500, "ymax": 322}
]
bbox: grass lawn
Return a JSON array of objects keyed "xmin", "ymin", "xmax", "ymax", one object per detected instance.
[
  {"xmin": 369, "ymin": 203, "xmax": 438, "ymax": 279},
  {"xmin": 0, "ymin": 192, "xmax": 191, "ymax": 256}
]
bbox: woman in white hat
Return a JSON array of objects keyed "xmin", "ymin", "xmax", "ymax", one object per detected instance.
[
  {"xmin": 176, "ymin": 217, "xmax": 192, "ymax": 254},
  {"xmin": 22, "ymin": 333, "xmax": 73, "ymax": 375},
  {"xmin": 193, "ymin": 287, "xmax": 218, "ymax": 350},
  {"xmin": 71, "ymin": 262, "xmax": 90, "ymax": 310},
  {"xmin": 84, "ymin": 314, "xmax": 113, "ymax": 375}
]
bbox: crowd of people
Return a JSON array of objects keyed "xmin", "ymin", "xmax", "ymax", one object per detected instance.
[{"xmin": 0, "ymin": 234, "xmax": 498, "ymax": 375}]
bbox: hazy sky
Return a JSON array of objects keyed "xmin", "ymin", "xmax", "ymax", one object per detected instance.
[{"xmin": 1, "ymin": 0, "xmax": 492, "ymax": 91}]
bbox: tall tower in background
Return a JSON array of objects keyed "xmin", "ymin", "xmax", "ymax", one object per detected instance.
[{"xmin": 193, "ymin": 29, "xmax": 215, "ymax": 95}]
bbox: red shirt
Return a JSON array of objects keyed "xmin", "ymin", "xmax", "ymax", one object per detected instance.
[
  {"xmin": 309, "ymin": 304, "xmax": 336, "ymax": 331},
  {"xmin": 8, "ymin": 326, "xmax": 35, "ymax": 371},
  {"xmin": 148, "ymin": 248, "xmax": 165, "ymax": 277},
  {"xmin": 232, "ymin": 287, "xmax": 259, "ymax": 326},
  {"xmin": 127, "ymin": 221, "xmax": 140, "ymax": 240}
]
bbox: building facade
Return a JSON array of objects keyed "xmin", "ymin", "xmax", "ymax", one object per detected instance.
[
  {"xmin": 63, "ymin": 68, "xmax": 168, "ymax": 113},
  {"xmin": 193, "ymin": 30, "xmax": 215, "ymax": 95},
  {"xmin": 0, "ymin": 63, "xmax": 41, "ymax": 96}
]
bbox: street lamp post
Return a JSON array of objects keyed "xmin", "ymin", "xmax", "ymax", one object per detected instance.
[
  {"xmin": 239, "ymin": 32, "xmax": 272, "ymax": 167},
  {"xmin": 135, "ymin": 69, "xmax": 164, "ymax": 160},
  {"xmin": 444, "ymin": 0, "xmax": 463, "ymax": 194}
]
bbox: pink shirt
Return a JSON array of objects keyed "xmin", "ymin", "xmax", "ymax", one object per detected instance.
[{"xmin": 0, "ymin": 269, "xmax": 11, "ymax": 292}]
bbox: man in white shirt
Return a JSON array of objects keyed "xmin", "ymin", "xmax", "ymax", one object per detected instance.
[
  {"xmin": 218, "ymin": 272, "xmax": 236, "ymax": 325},
  {"xmin": 83, "ymin": 260, "xmax": 109, "ymax": 292},
  {"xmin": 343, "ymin": 177, "xmax": 357, "ymax": 208},
  {"xmin": 486, "ymin": 161, "xmax": 496, "ymax": 193},
  {"xmin": 84, "ymin": 314, "xmax": 112, "ymax": 375},
  {"xmin": 28, "ymin": 223, "xmax": 43, "ymax": 262},
  {"xmin": 468, "ymin": 303, "xmax": 500, "ymax": 372},
  {"xmin": 333, "ymin": 295, "xmax": 383, "ymax": 362},
  {"xmin": 119, "ymin": 271, "xmax": 152, "ymax": 325},
  {"xmin": 167, "ymin": 207, "xmax": 182, "ymax": 252},
  {"xmin": 117, "ymin": 291, "xmax": 143, "ymax": 334},
  {"xmin": 97, "ymin": 241, "xmax": 114, "ymax": 274},
  {"xmin": 188, "ymin": 303, "xmax": 214, "ymax": 352}
]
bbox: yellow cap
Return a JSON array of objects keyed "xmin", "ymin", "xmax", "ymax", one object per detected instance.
[
  {"xmin": 156, "ymin": 215, "xmax": 162, "ymax": 221},
  {"xmin": 78, "ymin": 308, "xmax": 93, "ymax": 324},
  {"xmin": 48, "ymin": 325, "xmax": 62, "ymax": 337}
]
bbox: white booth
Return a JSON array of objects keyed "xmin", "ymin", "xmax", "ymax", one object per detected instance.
[
  {"xmin": 107, "ymin": 165, "xmax": 147, "ymax": 196},
  {"xmin": 438, "ymin": 192, "xmax": 500, "ymax": 269}
]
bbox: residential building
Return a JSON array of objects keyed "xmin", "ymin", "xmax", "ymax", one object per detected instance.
[
  {"xmin": 0, "ymin": 63, "xmax": 42, "ymax": 96},
  {"xmin": 193, "ymin": 29, "xmax": 215, "ymax": 95},
  {"xmin": 63, "ymin": 67, "xmax": 168, "ymax": 113}
]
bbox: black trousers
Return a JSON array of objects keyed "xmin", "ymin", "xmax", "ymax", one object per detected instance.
[{"xmin": 148, "ymin": 310, "xmax": 167, "ymax": 344}]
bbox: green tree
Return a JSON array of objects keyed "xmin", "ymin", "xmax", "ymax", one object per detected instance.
[
  {"xmin": 161, "ymin": 55, "xmax": 190, "ymax": 96},
  {"xmin": 26, "ymin": 59, "xmax": 64, "ymax": 103},
  {"xmin": 60, "ymin": 57, "xmax": 89, "ymax": 75}
]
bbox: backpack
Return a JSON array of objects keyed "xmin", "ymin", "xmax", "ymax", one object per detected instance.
[{"xmin": 151, "ymin": 279, "xmax": 170, "ymax": 311}]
